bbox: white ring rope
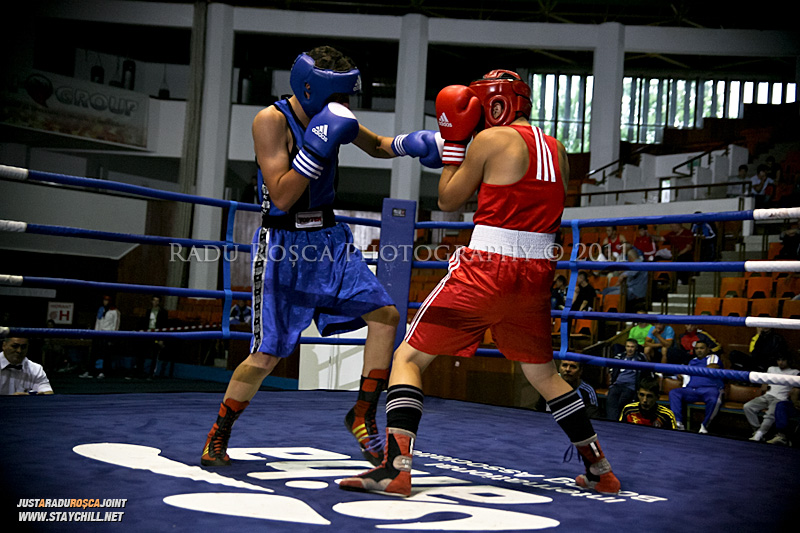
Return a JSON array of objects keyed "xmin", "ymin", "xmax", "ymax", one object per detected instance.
[
  {"xmin": 0, "ymin": 275, "xmax": 23, "ymax": 286},
  {"xmin": 0, "ymin": 220, "xmax": 28, "ymax": 232},
  {"xmin": 753, "ymin": 207, "xmax": 800, "ymax": 221},
  {"xmin": 743, "ymin": 261, "xmax": 800, "ymax": 272},
  {"xmin": 0, "ymin": 164, "xmax": 30, "ymax": 180},
  {"xmin": 748, "ymin": 372, "xmax": 800, "ymax": 387}
]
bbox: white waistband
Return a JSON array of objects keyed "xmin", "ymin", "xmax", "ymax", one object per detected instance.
[{"xmin": 468, "ymin": 224, "xmax": 555, "ymax": 259}]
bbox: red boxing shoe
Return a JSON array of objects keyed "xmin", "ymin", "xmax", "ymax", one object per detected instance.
[{"xmin": 339, "ymin": 427, "xmax": 415, "ymax": 497}]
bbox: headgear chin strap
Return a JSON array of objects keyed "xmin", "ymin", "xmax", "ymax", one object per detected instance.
[
  {"xmin": 468, "ymin": 70, "xmax": 532, "ymax": 129},
  {"xmin": 289, "ymin": 53, "xmax": 362, "ymax": 117}
]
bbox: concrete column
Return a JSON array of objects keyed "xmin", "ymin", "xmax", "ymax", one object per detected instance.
[
  {"xmin": 390, "ymin": 14, "xmax": 429, "ymax": 206},
  {"xmin": 589, "ymin": 22, "xmax": 625, "ymax": 178},
  {"xmin": 188, "ymin": 3, "xmax": 234, "ymax": 290}
]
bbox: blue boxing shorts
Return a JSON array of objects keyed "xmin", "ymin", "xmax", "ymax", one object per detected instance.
[{"xmin": 250, "ymin": 222, "xmax": 395, "ymax": 357}]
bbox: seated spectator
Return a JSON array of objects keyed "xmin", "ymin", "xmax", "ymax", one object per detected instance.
[
  {"xmin": 551, "ymin": 275, "xmax": 567, "ymax": 310},
  {"xmin": 729, "ymin": 327, "xmax": 788, "ymax": 373},
  {"xmin": 777, "ymin": 222, "xmax": 800, "ymax": 260},
  {"xmin": 643, "ymin": 322, "xmax": 675, "ymax": 363},
  {"xmin": 727, "ymin": 164, "xmax": 750, "ymax": 198},
  {"xmin": 745, "ymin": 354, "xmax": 800, "ymax": 442},
  {"xmin": 656, "ymin": 223, "xmax": 694, "ymax": 285},
  {"xmin": 605, "ymin": 338, "xmax": 648, "ymax": 422},
  {"xmin": 601, "ymin": 248, "xmax": 648, "ymax": 308},
  {"xmin": 664, "ymin": 323, "xmax": 721, "ymax": 366},
  {"xmin": 669, "ymin": 339, "xmax": 724, "ymax": 433},
  {"xmin": 230, "ymin": 300, "xmax": 253, "ymax": 325},
  {"xmin": 750, "ymin": 164, "xmax": 776, "ymax": 209},
  {"xmin": 619, "ymin": 379, "xmax": 677, "ymax": 429},
  {"xmin": 602, "ymin": 226, "xmax": 628, "ymax": 262},
  {"xmin": 767, "ymin": 389, "xmax": 800, "ymax": 446},
  {"xmin": 537, "ymin": 360, "xmax": 601, "ymax": 419},
  {"xmin": 572, "ymin": 271, "xmax": 597, "ymax": 312},
  {"xmin": 627, "ymin": 311, "xmax": 653, "ymax": 348},
  {"xmin": 764, "ymin": 155, "xmax": 782, "ymax": 182},
  {"xmin": 633, "ymin": 224, "xmax": 657, "ymax": 261},
  {"xmin": 0, "ymin": 336, "xmax": 54, "ymax": 395}
]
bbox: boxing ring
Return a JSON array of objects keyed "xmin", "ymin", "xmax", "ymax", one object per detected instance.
[{"xmin": 2, "ymin": 163, "xmax": 800, "ymax": 532}]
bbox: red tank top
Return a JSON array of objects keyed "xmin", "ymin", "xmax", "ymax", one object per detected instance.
[{"xmin": 472, "ymin": 125, "xmax": 565, "ymax": 233}]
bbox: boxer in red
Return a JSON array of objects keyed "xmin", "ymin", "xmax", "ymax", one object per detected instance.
[{"xmin": 340, "ymin": 70, "xmax": 620, "ymax": 497}]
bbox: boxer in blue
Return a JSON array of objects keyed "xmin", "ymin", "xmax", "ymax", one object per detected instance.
[{"xmin": 201, "ymin": 46, "xmax": 443, "ymax": 467}]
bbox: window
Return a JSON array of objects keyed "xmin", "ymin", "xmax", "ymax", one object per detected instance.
[
  {"xmin": 529, "ymin": 73, "xmax": 592, "ymax": 153},
  {"xmin": 528, "ymin": 71, "xmax": 795, "ymax": 151}
]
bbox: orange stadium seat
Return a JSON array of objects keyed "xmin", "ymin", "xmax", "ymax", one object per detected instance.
[
  {"xmin": 781, "ymin": 299, "xmax": 800, "ymax": 319},
  {"xmin": 746, "ymin": 276, "xmax": 773, "ymax": 299},
  {"xmin": 719, "ymin": 277, "xmax": 746, "ymax": 298},
  {"xmin": 570, "ymin": 319, "xmax": 597, "ymax": 344},
  {"xmin": 750, "ymin": 298, "xmax": 780, "ymax": 317},
  {"xmin": 721, "ymin": 297, "xmax": 749, "ymax": 317},
  {"xmin": 602, "ymin": 293, "xmax": 621, "ymax": 313},
  {"xmin": 590, "ymin": 276, "xmax": 609, "ymax": 291},
  {"xmin": 776, "ymin": 276, "xmax": 800, "ymax": 298},
  {"xmin": 694, "ymin": 297, "xmax": 722, "ymax": 316}
]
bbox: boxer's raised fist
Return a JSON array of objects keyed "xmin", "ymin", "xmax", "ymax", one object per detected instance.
[
  {"xmin": 293, "ymin": 103, "xmax": 359, "ymax": 180},
  {"xmin": 435, "ymin": 85, "xmax": 482, "ymax": 165}
]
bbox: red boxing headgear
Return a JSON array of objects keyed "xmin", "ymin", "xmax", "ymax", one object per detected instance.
[{"xmin": 468, "ymin": 70, "xmax": 532, "ymax": 129}]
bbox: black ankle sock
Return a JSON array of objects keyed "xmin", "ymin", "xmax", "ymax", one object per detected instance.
[
  {"xmin": 385, "ymin": 385, "xmax": 424, "ymax": 434},
  {"xmin": 546, "ymin": 389, "xmax": 595, "ymax": 444}
]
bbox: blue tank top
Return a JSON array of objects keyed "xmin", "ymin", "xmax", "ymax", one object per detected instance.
[{"xmin": 258, "ymin": 98, "xmax": 339, "ymax": 217}]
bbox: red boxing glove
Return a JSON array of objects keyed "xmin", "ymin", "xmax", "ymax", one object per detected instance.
[{"xmin": 435, "ymin": 85, "xmax": 482, "ymax": 165}]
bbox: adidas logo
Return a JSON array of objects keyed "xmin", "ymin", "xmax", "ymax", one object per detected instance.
[
  {"xmin": 438, "ymin": 113, "xmax": 452, "ymax": 128},
  {"xmin": 312, "ymin": 124, "xmax": 328, "ymax": 142}
]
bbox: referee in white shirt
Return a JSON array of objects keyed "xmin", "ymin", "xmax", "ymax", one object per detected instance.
[{"xmin": 0, "ymin": 336, "xmax": 54, "ymax": 395}]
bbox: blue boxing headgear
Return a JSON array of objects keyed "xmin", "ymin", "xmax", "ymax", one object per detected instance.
[{"xmin": 290, "ymin": 53, "xmax": 361, "ymax": 117}]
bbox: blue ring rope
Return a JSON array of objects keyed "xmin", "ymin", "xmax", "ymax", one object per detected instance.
[
  {"xmin": 2, "ymin": 166, "xmax": 381, "ymax": 228},
  {"xmin": 14, "ymin": 276, "xmax": 250, "ymax": 301},
  {"xmin": 9, "ymin": 326, "xmax": 798, "ymax": 386},
  {"xmin": 12, "ymin": 274, "xmax": 800, "ymax": 329},
  {"xmin": 5, "ymin": 165, "xmax": 800, "ymax": 386},
  {"xmin": 23, "ymin": 222, "xmax": 251, "ymax": 252}
]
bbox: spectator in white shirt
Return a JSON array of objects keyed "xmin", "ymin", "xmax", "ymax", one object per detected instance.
[
  {"xmin": 745, "ymin": 354, "xmax": 800, "ymax": 442},
  {"xmin": 1, "ymin": 336, "xmax": 54, "ymax": 395}
]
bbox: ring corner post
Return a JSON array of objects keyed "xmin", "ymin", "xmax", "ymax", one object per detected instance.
[{"xmin": 377, "ymin": 198, "xmax": 417, "ymax": 349}]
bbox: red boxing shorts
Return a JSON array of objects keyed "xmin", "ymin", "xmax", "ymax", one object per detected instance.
[{"xmin": 405, "ymin": 246, "xmax": 555, "ymax": 364}]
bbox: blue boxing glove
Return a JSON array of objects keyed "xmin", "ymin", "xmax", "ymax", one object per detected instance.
[
  {"xmin": 391, "ymin": 130, "xmax": 444, "ymax": 169},
  {"xmin": 293, "ymin": 102, "xmax": 360, "ymax": 180}
]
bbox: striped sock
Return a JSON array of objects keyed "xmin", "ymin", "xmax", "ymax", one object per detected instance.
[
  {"xmin": 385, "ymin": 384, "xmax": 424, "ymax": 434},
  {"xmin": 546, "ymin": 389, "xmax": 595, "ymax": 444}
]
